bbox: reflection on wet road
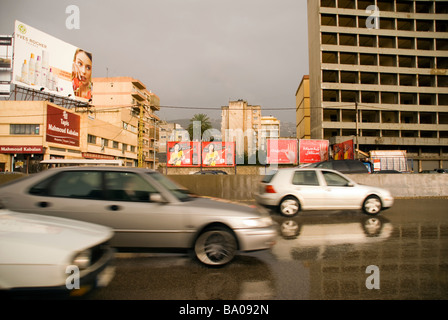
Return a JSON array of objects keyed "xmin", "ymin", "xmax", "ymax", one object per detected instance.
[{"xmin": 88, "ymin": 199, "xmax": 448, "ymax": 300}]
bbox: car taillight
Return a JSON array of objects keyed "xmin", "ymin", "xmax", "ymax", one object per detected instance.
[{"xmin": 265, "ymin": 185, "xmax": 276, "ymax": 193}]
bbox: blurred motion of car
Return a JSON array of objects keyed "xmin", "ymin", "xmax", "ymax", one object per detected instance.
[
  {"xmin": 0, "ymin": 167, "xmax": 276, "ymax": 266},
  {"xmin": 255, "ymin": 168, "xmax": 394, "ymax": 217},
  {"xmin": 0, "ymin": 205, "xmax": 115, "ymax": 298},
  {"xmin": 308, "ymin": 160, "xmax": 369, "ymax": 174}
]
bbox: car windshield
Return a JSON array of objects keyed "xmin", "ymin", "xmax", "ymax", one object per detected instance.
[{"xmin": 147, "ymin": 172, "xmax": 192, "ymax": 202}]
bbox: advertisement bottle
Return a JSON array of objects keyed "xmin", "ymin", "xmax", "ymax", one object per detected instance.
[
  {"xmin": 21, "ymin": 60, "xmax": 28, "ymax": 84},
  {"xmin": 41, "ymin": 50, "xmax": 49, "ymax": 88},
  {"xmin": 35, "ymin": 55, "xmax": 42, "ymax": 86},
  {"xmin": 47, "ymin": 67, "xmax": 53, "ymax": 90},
  {"xmin": 29, "ymin": 53, "xmax": 36, "ymax": 85}
]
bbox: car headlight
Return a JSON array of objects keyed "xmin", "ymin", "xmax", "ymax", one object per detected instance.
[
  {"xmin": 72, "ymin": 249, "xmax": 92, "ymax": 270},
  {"xmin": 243, "ymin": 217, "xmax": 273, "ymax": 228}
]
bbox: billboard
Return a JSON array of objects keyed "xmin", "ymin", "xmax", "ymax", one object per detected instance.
[
  {"xmin": 167, "ymin": 141, "xmax": 201, "ymax": 167},
  {"xmin": 12, "ymin": 20, "xmax": 92, "ymax": 101},
  {"xmin": 267, "ymin": 139, "xmax": 298, "ymax": 164},
  {"xmin": 0, "ymin": 35, "xmax": 12, "ymax": 96},
  {"xmin": 299, "ymin": 139, "xmax": 329, "ymax": 163},
  {"xmin": 332, "ymin": 139, "xmax": 354, "ymax": 160},
  {"xmin": 202, "ymin": 142, "xmax": 235, "ymax": 167},
  {"xmin": 46, "ymin": 104, "xmax": 80, "ymax": 147}
]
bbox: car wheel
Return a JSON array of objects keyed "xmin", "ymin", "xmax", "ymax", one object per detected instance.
[
  {"xmin": 362, "ymin": 196, "xmax": 382, "ymax": 215},
  {"xmin": 279, "ymin": 196, "xmax": 300, "ymax": 217},
  {"xmin": 194, "ymin": 227, "xmax": 237, "ymax": 266}
]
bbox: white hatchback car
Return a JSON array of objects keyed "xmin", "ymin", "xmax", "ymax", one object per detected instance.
[
  {"xmin": 255, "ymin": 168, "xmax": 394, "ymax": 217},
  {"xmin": 0, "ymin": 206, "xmax": 115, "ymax": 298}
]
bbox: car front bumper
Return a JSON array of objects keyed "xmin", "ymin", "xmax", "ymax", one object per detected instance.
[
  {"xmin": 382, "ymin": 197, "xmax": 394, "ymax": 209},
  {"xmin": 234, "ymin": 225, "xmax": 277, "ymax": 252}
]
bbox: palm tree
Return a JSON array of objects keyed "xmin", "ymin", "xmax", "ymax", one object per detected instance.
[{"xmin": 188, "ymin": 113, "xmax": 212, "ymax": 140}]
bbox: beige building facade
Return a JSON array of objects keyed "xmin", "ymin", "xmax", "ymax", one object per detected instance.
[
  {"xmin": 92, "ymin": 77, "xmax": 160, "ymax": 168},
  {"xmin": 221, "ymin": 100, "xmax": 262, "ymax": 161},
  {"xmin": 0, "ymin": 100, "xmax": 137, "ymax": 172},
  {"xmin": 296, "ymin": 75, "xmax": 311, "ymax": 140},
  {"xmin": 307, "ymin": 0, "xmax": 448, "ymax": 171}
]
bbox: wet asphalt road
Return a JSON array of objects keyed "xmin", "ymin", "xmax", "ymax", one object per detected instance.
[{"xmin": 87, "ymin": 199, "xmax": 448, "ymax": 300}]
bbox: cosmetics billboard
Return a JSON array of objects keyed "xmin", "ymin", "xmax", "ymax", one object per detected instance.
[
  {"xmin": 12, "ymin": 20, "xmax": 92, "ymax": 101},
  {"xmin": 202, "ymin": 142, "xmax": 235, "ymax": 167},
  {"xmin": 167, "ymin": 141, "xmax": 201, "ymax": 167},
  {"xmin": 298, "ymin": 139, "xmax": 329, "ymax": 164},
  {"xmin": 266, "ymin": 139, "xmax": 298, "ymax": 164}
]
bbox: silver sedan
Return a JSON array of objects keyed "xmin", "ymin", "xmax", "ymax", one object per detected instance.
[
  {"xmin": 255, "ymin": 168, "xmax": 394, "ymax": 217},
  {"xmin": 0, "ymin": 167, "xmax": 277, "ymax": 266}
]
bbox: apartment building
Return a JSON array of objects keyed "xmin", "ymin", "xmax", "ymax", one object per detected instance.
[
  {"xmin": 221, "ymin": 99, "xmax": 262, "ymax": 161},
  {"xmin": 296, "ymin": 75, "xmax": 311, "ymax": 140},
  {"xmin": 307, "ymin": 0, "xmax": 448, "ymax": 171},
  {"xmin": 92, "ymin": 77, "xmax": 160, "ymax": 168}
]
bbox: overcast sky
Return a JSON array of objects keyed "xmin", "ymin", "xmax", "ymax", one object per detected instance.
[{"xmin": 0, "ymin": 0, "xmax": 309, "ymax": 123}]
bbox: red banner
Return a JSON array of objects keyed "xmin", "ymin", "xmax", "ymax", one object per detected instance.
[
  {"xmin": 46, "ymin": 105, "xmax": 80, "ymax": 147},
  {"xmin": 202, "ymin": 142, "xmax": 235, "ymax": 167},
  {"xmin": 333, "ymin": 140, "xmax": 354, "ymax": 160},
  {"xmin": 267, "ymin": 139, "xmax": 298, "ymax": 164},
  {"xmin": 167, "ymin": 141, "xmax": 201, "ymax": 167},
  {"xmin": 299, "ymin": 139, "xmax": 329, "ymax": 163}
]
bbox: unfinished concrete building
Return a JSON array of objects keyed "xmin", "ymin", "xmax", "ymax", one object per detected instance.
[{"xmin": 307, "ymin": 0, "xmax": 448, "ymax": 171}]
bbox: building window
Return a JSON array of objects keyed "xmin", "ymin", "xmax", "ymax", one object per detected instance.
[
  {"xmin": 112, "ymin": 141, "xmax": 119, "ymax": 149},
  {"xmin": 101, "ymin": 138, "xmax": 109, "ymax": 148},
  {"xmin": 88, "ymin": 134, "xmax": 97, "ymax": 144},
  {"xmin": 10, "ymin": 124, "xmax": 40, "ymax": 135}
]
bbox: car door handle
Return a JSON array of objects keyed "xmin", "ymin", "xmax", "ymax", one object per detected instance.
[
  {"xmin": 37, "ymin": 201, "xmax": 51, "ymax": 208},
  {"xmin": 107, "ymin": 205, "xmax": 122, "ymax": 211}
]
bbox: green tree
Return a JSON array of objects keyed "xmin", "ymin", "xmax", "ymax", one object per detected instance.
[{"xmin": 188, "ymin": 113, "xmax": 212, "ymax": 140}]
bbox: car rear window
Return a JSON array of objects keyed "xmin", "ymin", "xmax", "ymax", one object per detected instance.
[{"xmin": 261, "ymin": 170, "xmax": 278, "ymax": 183}]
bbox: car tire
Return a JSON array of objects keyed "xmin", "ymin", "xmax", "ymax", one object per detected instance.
[
  {"xmin": 194, "ymin": 227, "xmax": 237, "ymax": 266},
  {"xmin": 362, "ymin": 195, "xmax": 382, "ymax": 215},
  {"xmin": 279, "ymin": 196, "xmax": 300, "ymax": 217}
]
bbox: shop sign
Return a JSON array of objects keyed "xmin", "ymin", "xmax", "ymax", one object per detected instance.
[{"xmin": 0, "ymin": 145, "xmax": 44, "ymax": 154}]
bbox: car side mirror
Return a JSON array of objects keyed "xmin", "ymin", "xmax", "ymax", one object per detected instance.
[{"xmin": 347, "ymin": 182, "xmax": 355, "ymax": 187}]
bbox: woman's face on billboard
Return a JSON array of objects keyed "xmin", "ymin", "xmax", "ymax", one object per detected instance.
[{"xmin": 74, "ymin": 51, "xmax": 92, "ymax": 86}]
